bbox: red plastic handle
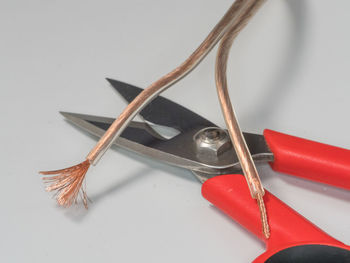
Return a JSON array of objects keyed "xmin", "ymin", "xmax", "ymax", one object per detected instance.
[
  {"xmin": 264, "ymin": 129, "xmax": 350, "ymax": 190},
  {"xmin": 202, "ymin": 174, "xmax": 343, "ymax": 251}
]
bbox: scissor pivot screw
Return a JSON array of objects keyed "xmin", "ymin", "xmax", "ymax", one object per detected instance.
[{"xmin": 194, "ymin": 127, "xmax": 232, "ymax": 156}]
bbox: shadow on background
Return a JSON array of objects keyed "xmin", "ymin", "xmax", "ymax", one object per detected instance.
[{"xmin": 62, "ymin": 121, "xmax": 197, "ymax": 222}]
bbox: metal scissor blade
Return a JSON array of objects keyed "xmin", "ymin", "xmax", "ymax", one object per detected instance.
[
  {"xmin": 106, "ymin": 78, "xmax": 215, "ymax": 132},
  {"xmin": 60, "ymin": 111, "xmax": 209, "ymax": 171},
  {"xmin": 60, "ymin": 111, "xmax": 165, "ymax": 144}
]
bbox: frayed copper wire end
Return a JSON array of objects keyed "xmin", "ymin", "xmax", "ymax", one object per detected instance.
[
  {"xmin": 39, "ymin": 159, "xmax": 90, "ymax": 209},
  {"xmin": 256, "ymin": 193, "xmax": 270, "ymax": 239}
]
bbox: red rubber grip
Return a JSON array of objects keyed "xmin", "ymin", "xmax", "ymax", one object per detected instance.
[
  {"xmin": 264, "ymin": 129, "xmax": 350, "ymax": 190},
  {"xmin": 202, "ymin": 174, "xmax": 342, "ymax": 251}
]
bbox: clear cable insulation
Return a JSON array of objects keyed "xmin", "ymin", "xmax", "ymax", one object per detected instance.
[
  {"xmin": 40, "ymin": 0, "xmax": 267, "ymax": 210},
  {"xmin": 86, "ymin": 0, "xmax": 256, "ymax": 164},
  {"xmin": 215, "ymin": 0, "xmax": 270, "ymax": 238}
]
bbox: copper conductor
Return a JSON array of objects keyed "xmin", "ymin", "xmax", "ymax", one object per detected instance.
[
  {"xmin": 40, "ymin": 160, "xmax": 90, "ymax": 208},
  {"xmin": 257, "ymin": 193, "xmax": 270, "ymax": 239},
  {"xmin": 215, "ymin": 0, "xmax": 270, "ymax": 238},
  {"xmin": 40, "ymin": 0, "xmax": 256, "ymax": 208},
  {"xmin": 40, "ymin": 0, "xmax": 270, "ymax": 230}
]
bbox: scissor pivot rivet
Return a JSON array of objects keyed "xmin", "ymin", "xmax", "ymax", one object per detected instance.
[{"xmin": 194, "ymin": 127, "xmax": 232, "ymax": 156}]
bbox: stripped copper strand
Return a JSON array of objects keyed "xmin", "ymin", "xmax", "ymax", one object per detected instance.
[
  {"xmin": 39, "ymin": 0, "xmax": 259, "ymax": 208},
  {"xmin": 215, "ymin": 0, "xmax": 270, "ymax": 238},
  {"xmin": 257, "ymin": 193, "xmax": 270, "ymax": 238},
  {"xmin": 40, "ymin": 160, "xmax": 90, "ymax": 208}
]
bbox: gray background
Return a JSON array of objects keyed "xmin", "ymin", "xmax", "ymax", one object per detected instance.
[{"xmin": 1, "ymin": 0, "xmax": 350, "ymax": 262}]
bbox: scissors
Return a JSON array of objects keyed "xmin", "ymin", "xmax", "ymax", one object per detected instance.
[{"xmin": 60, "ymin": 78, "xmax": 350, "ymax": 262}]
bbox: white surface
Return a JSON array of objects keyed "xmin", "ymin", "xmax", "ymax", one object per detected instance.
[{"xmin": 1, "ymin": 0, "xmax": 350, "ymax": 262}]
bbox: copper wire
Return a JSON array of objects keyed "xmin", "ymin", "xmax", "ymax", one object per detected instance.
[
  {"xmin": 40, "ymin": 0, "xmax": 259, "ymax": 208},
  {"xmin": 215, "ymin": 0, "xmax": 270, "ymax": 238},
  {"xmin": 40, "ymin": 1, "xmax": 271, "ymax": 232},
  {"xmin": 257, "ymin": 193, "xmax": 270, "ymax": 238},
  {"xmin": 40, "ymin": 160, "xmax": 90, "ymax": 208}
]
